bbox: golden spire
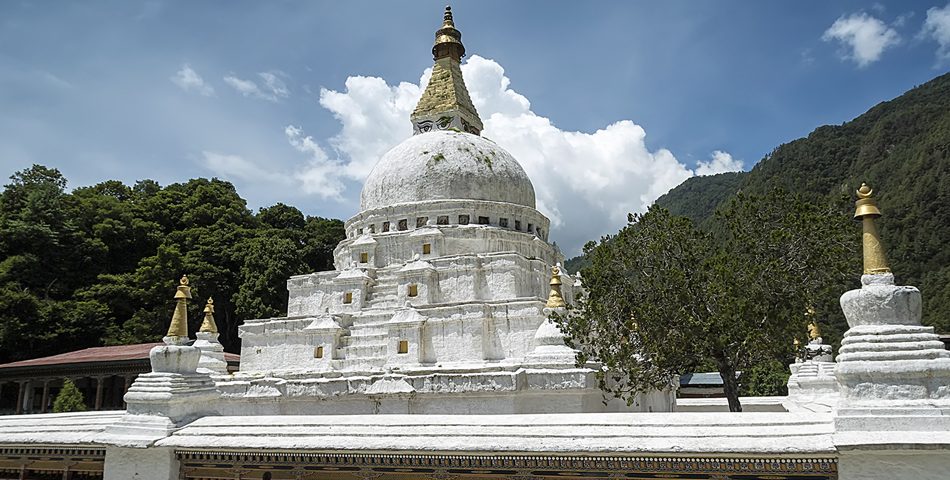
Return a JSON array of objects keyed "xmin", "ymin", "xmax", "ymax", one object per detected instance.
[
  {"xmin": 433, "ymin": 6, "xmax": 465, "ymax": 61},
  {"xmin": 166, "ymin": 275, "xmax": 192, "ymax": 340},
  {"xmin": 411, "ymin": 5, "xmax": 483, "ymax": 135},
  {"xmin": 199, "ymin": 297, "xmax": 218, "ymax": 334},
  {"xmin": 854, "ymin": 183, "xmax": 890, "ymax": 275},
  {"xmin": 545, "ymin": 265, "xmax": 567, "ymax": 309},
  {"xmin": 808, "ymin": 322, "xmax": 821, "ymax": 341}
]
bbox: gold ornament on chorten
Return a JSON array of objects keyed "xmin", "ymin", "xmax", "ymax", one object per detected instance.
[
  {"xmin": 807, "ymin": 322, "xmax": 821, "ymax": 341},
  {"xmin": 200, "ymin": 297, "xmax": 218, "ymax": 334},
  {"xmin": 545, "ymin": 265, "xmax": 567, "ymax": 309},
  {"xmin": 804, "ymin": 306, "xmax": 820, "ymax": 340},
  {"xmin": 853, "ymin": 183, "xmax": 890, "ymax": 275},
  {"xmin": 411, "ymin": 5, "xmax": 483, "ymax": 135},
  {"xmin": 167, "ymin": 275, "xmax": 192, "ymax": 339},
  {"xmin": 433, "ymin": 5, "xmax": 465, "ymax": 61}
]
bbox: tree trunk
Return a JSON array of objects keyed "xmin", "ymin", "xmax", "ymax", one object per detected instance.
[{"xmin": 716, "ymin": 359, "xmax": 742, "ymax": 412}]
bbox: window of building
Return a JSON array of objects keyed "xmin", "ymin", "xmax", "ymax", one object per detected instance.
[
  {"xmin": 368, "ymin": 224, "xmax": 375, "ymax": 233},
  {"xmin": 398, "ymin": 219, "xmax": 408, "ymax": 231},
  {"xmin": 416, "ymin": 216, "xmax": 428, "ymax": 228},
  {"xmin": 359, "ymin": 252, "xmax": 368, "ymax": 263},
  {"xmin": 422, "ymin": 243, "xmax": 432, "ymax": 255},
  {"xmin": 499, "ymin": 217, "xmax": 509, "ymax": 228},
  {"xmin": 477, "ymin": 216, "xmax": 489, "ymax": 225},
  {"xmin": 382, "ymin": 221, "xmax": 390, "ymax": 232},
  {"xmin": 458, "ymin": 215, "xmax": 470, "ymax": 225},
  {"xmin": 357, "ymin": 228, "xmax": 363, "ymax": 235},
  {"xmin": 408, "ymin": 284, "xmax": 418, "ymax": 297},
  {"xmin": 437, "ymin": 215, "xmax": 449, "ymax": 225},
  {"xmin": 343, "ymin": 292, "xmax": 353, "ymax": 304},
  {"xmin": 515, "ymin": 220, "xmax": 522, "ymax": 231},
  {"xmin": 527, "ymin": 223, "xmax": 534, "ymax": 233},
  {"xmin": 314, "ymin": 346, "xmax": 324, "ymax": 358},
  {"xmin": 397, "ymin": 340, "xmax": 409, "ymax": 354}
]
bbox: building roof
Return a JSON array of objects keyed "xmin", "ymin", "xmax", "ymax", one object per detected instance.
[
  {"xmin": 156, "ymin": 412, "xmax": 837, "ymax": 455},
  {"xmin": 0, "ymin": 343, "xmax": 238, "ymax": 370},
  {"xmin": 0, "ymin": 411, "xmax": 122, "ymax": 445},
  {"xmin": 680, "ymin": 372, "xmax": 725, "ymax": 387}
]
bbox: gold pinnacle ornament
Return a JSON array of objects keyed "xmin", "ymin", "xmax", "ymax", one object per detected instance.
[
  {"xmin": 200, "ymin": 297, "xmax": 218, "ymax": 334},
  {"xmin": 166, "ymin": 275, "xmax": 192, "ymax": 339},
  {"xmin": 545, "ymin": 265, "xmax": 567, "ymax": 309},
  {"xmin": 853, "ymin": 183, "xmax": 891, "ymax": 275},
  {"xmin": 808, "ymin": 322, "xmax": 821, "ymax": 341},
  {"xmin": 805, "ymin": 306, "xmax": 820, "ymax": 340}
]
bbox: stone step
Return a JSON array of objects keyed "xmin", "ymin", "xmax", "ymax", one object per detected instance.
[
  {"xmin": 330, "ymin": 357, "xmax": 387, "ymax": 371},
  {"xmin": 367, "ymin": 294, "xmax": 398, "ymax": 303},
  {"xmin": 343, "ymin": 343, "xmax": 388, "ymax": 358},
  {"xmin": 349, "ymin": 331, "xmax": 388, "ymax": 340},
  {"xmin": 340, "ymin": 333, "xmax": 387, "ymax": 346}
]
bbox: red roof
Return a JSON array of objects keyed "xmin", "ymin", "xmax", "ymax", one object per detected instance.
[{"xmin": 0, "ymin": 343, "xmax": 239, "ymax": 369}]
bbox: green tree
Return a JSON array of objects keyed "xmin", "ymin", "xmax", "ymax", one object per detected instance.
[
  {"xmin": 558, "ymin": 191, "xmax": 855, "ymax": 411},
  {"xmin": 52, "ymin": 379, "xmax": 87, "ymax": 413},
  {"xmin": 0, "ymin": 165, "xmax": 347, "ymax": 361}
]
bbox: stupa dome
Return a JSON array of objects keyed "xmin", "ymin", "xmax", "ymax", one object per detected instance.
[{"xmin": 359, "ymin": 130, "xmax": 536, "ymax": 211}]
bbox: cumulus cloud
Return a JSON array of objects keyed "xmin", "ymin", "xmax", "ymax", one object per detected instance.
[
  {"xmin": 201, "ymin": 151, "xmax": 291, "ymax": 185},
  {"xmin": 695, "ymin": 150, "xmax": 743, "ymax": 176},
  {"xmin": 922, "ymin": 3, "xmax": 950, "ymax": 64},
  {"xmin": 224, "ymin": 71, "xmax": 290, "ymax": 101},
  {"xmin": 822, "ymin": 13, "xmax": 900, "ymax": 67},
  {"xmin": 171, "ymin": 64, "xmax": 214, "ymax": 96},
  {"xmin": 289, "ymin": 55, "xmax": 737, "ymax": 254},
  {"xmin": 284, "ymin": 125, "xmax": 346, "ymax": 200}
]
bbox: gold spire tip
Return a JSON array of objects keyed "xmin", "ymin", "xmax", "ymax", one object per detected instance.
[
  {"xmin": 174, "ymin": 274, "xmax": 192, "ymax": 300},
  {"xmin": 853, "ymin": 182, "xmax": 890, "ymax": 275},
  {"xmin": 200, "ymin": 296, "xmax": 218, "ymax": 333},
  {"xmin": 167, "ymin": 274, "xmax": 191, "ymax": 339},
  {"xmin": 443, "ymin": 5, "xmax": 454, "ymax": 25},
  {"xmin": 545, "ymin": 265, "xmax": 566, "ymax": 308}
]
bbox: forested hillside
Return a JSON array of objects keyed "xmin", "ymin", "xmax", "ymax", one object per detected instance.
[
  {"xmin": 0, "ymin": 165, "xmax": 345, "ymax": 362},
  {"xmin": 654, "ymin": 72, "xmax": 950, "ymax": 332}
]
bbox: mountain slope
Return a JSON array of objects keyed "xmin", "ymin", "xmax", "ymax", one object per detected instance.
[{"xmin": 656, "ymin": 72, "xmax": 950, "ymax": 331}]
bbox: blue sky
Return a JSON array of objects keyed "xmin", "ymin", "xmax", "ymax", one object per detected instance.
[{"xmin": 1, "ymin": 1, "xmax": 949, "ymax": 255}]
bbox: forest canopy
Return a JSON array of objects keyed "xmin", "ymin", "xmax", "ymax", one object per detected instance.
[{"xmin": 0, "ymin": 165, "xmax": 345, "ymax": 362}]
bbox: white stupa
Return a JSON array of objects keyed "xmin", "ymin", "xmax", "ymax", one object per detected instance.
[{"xmin": 225, "ymin": 6, "xmax": 674, "ymax": 414}]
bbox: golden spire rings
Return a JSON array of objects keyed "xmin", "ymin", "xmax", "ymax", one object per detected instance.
[{"xmin": 854, "ymin": 183, "xmax": 890, "ymax": 275}]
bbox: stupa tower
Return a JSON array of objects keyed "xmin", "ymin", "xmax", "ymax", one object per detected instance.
[
  {"xmin": 230, "ymin": 6, "xmax": 674, "ymax": 415},
  {"xmin": 410, "ymin": 6, "xmax": 483, "ymax": 135}
]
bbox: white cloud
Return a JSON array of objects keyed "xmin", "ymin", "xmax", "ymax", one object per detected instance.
[
  {"xmin": 296, "ymin": 55, "xmax": 737, "ymax": 254},
  {"xmin": 822, "ymin": 13, "xmax": 900, "ymax": 67},
  {"xmin": 223, "ymin": 71, "xmax": 290, "ymax": 102},
  {"xmin": 695, "ymin": 150, "xmax": 743, "ymax": 176},
  {"xmin": 201, "ymin": 151, "xmax": 290, "ymax": 185},
  {"xmin": 922, "ymin": 3, "xmax": 950, "ymax": 64},
  {"xmin": 318, "ymin": 75, "xmax": 422, "ymax": 179},
  {"xmin": 284, "ymin": 125, "xmax": 346, "ymax": 200},
  {"xmin": 171, "ymin": 64, "xmax": 214, "ymax": 96}
]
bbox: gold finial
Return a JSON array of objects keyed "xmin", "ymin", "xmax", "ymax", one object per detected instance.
[
  {"xmin": 807, "ymin": 321, "xmax": 821, "ymax": 341},
  {"xmin": 545, "ymin": 265, "xmax": 567, "ymax": 308},
  {"xmin": 433, "ymin": 6, "xmax": 464, "ymax": 61},
  {"xmin": 411, "ymin": 5, "xmax": 483, "ymax": 135},
  {"xmin": 853, "ymin": 183, "xmax": 890, "ymax": 275},
  {"xmin": 166, "ymin": 274, "xmax": 192, "ymax": 340},
  {"xmin": 199, "ymin": 297, "xmax": 218, "ymax": 334}
]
